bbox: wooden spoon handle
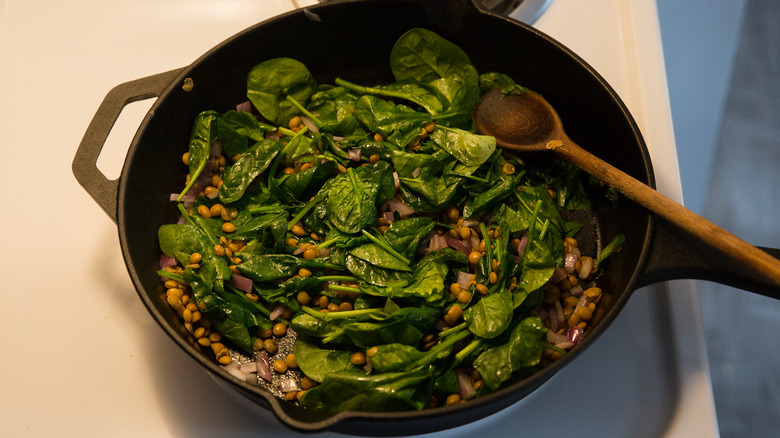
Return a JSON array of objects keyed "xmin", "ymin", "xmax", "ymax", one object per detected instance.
[{"xmin": 554, "ymin": 140, "xmax": 780, "ymax": 286}]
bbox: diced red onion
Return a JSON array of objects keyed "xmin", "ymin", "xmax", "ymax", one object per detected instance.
[
  {"xmin": 279, "ymin": 378, "xmax": 301, "ymax": 393},
  {"xmin": 569, "ymin": 285, "xmax": 584, "ymax": 297},
  {"xmin": 386, "ymin": 198, "xmax": 415, "ymax": 218},
  {"xmin": 555, "ymin": 340, "xmax": 575, "ymax": 350},
  {"xmin": 509, "ymin": 253, "xmax": 522, "ymax": 264},
  {"xmin": 301, "ymin": 116, "xmax": 320, "ymax": 133},
  {"xmin": 467, "ymin": 234, "xmax": 480, "ymax": 251},
  {"xmin": 228, "ymin": 274, "xmax": 253, "ymax": 293},
  {"xmin": 256, "ymin": 351, "xmax": 272, "ymax": 382},
  {"xmin": 564, "ymin": 251, "xmax": 580, "ymax": 274},
  {"xmin": 566, "ymin": 325, "xmax": 584, "ymax": 344},
  {"xmin": 393, "ymin": 172, "xmax": 400, "ymax": 190},
  {"xmin": 236, "ymin": 100, "xmax": 252, "ymax": 112},
  {"xmin": 457, "ymin": 271, "xmax": 474, "ymax": 290},
  {"xmin": 550, "ymin": 266, "xmax": 566, "ymax": 284},
  {"xmin": 266, "ymin": 131, "xmax": 281, "ymax": 140},
  {"xmin": 458, "ymin": 371, "xmax": 476, "ymax": 401},
  {"xmin": 293, "ymin": 247, "xmax": 305, "ymax": 255},
  {"xmin": 160, "ymin": 254, "xmax": 177, "ymax": 268},
  {"xmin": 579, "ymin": 257, "xmax": 594, "ymax": 279},
  {"xmin": 411, "ymin": 167, "xmax": 421, "ymax": 178},
  {"xmin": 332, "ymin": 136, "xmax": 345, "ymax": 142},
  {"xmin": 552, "ymin": 300, "xmax": 565, "ymax": 333},
  {"xmin": 318, "ymin": 248, "xmax": 330, "ymax": 257},
  {"xmin": 516, "ymin": 235, "xmax": 528, "ymax": 256},
  {"xmin": 574, "ymin": 295, "xmax": 590, "ymax": 311},
  {"xmin": 461, "ymin": 219, "xmax": 478, "ymax": 228},
  {"xmin": 269, "ymin": 306, "xmax": 285, "ymax": 321},
  {"xmin": 347, "ymin": 149, "xmax": 361, "ymax": 161},
  {"xmin": 383, "ymin": 211, "xmax": 395, "ymax": 222},
  {"xmin": 206, "ymin": 189, "xmax": 219, "ymax": 199},
  {"xmin": 444, "ymin": 237, "xmax": 471, "ymax": 255},
  {"xmin": 546, "ymin": 330, "xmax": 568, "ymax": 345},
  {"xmin": 428, "ymin": 234, "xmax": 447, "ymax": 252},
  {"xmin": 240, "ymin": 361, "xmax": 258, "ymax": 374},
  {"xmin": 223, "ymin": 361, "xmax": 245, "ymax": 380}
]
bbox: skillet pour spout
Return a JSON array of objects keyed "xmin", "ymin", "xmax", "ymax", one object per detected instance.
[{"xmin": 71, "ymin": 0, "xmax": 780, "ymax": 435}]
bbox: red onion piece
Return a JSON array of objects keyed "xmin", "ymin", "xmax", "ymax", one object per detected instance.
[
  {"xmin": 411, "ymin": 167, "xmax": 421, "ymax": 178},
  {"xmin": 269, "ymin": 306, "xmax": 285, "ymax": 321},
  {"xmin": 386, "ymin": 198, "xmax": 415, "ymax": 218},
  {"xmin": 301, "ymin": 116, "xmax": 320, "ymax": 133},
  {"xmin": 569, "ymin": 285, "xmax": 584, "ymax": 297},
  {"xmin": 383, "ymin": 211, "xmax": 395, "ymax": 222},
  {"xmin": 550, "ymin": 266, "xmax": 566, "ymax": 284},
  {"xmin": 579, "ymin": 257, "xmax": 594, "ymax": 279},
  {"xmin": 347, "ymin": 148, "xmax": 361, "ymax": 161},
  {"xmin": 566, "ymin": 325, "xmax": 584, "ymax": 344},
  {"xmin": 457, "ymin": 271, "xmax": 474, "ymax": 290},
  {"xmin": 458, "ymin": 371, "xmax": 476, "ymax": 401},
  {"xmin": 256, "ymin": 351, "xmax": 272, "ymax": 382},
  {"xmin": 555, "ymin": 340, "xmax": 575, "ymax": 350},
  {"xmin": 279, "ymin": 378, "xmax": 301, "ymax": 393},
  {"xmin": 552, "ymin": 300, "xmax": 565, "ymax": 333},
  {"xmin": 428, "ymin": 234, "xmax": 447, "ymax": 252},
  {"xmin": 461, "ymin": 219, "xmax": 478, "ymax": 228},
  {"xmin": 236, "ymin": 100, "xmax": 252, "ymax": 112},
  {"xmin": 516, "ymin": 235, "xmax": 528, "ymax": 256},
  {"xmin": 444, "ymin": 237, "xmax": 471, "ymax": 255},
  {"xmin": 266, "ymin": 131, "xmax": 281, "ymax": 140},
  {"xmin": 160, "ymin": 254, "xmax": 177, "ymax": 268},
  {"xmin": 240, "ymin": 361, "xmax": 258, "ymax": 374},
  {"xmin": 546, "ymin": 330, "xmax": 569, "ymax": 345},
  {"xmin": 392, "ymin": 172, "xmax": 400, "ymax": 190},
  {"xmin": 223, "ymin": 361, "xmax": 245, "ymax": 380},
  {"xmin": 564, "ymin": 251, "xmax": 580, "ymax": 274},
  {"xmin": 228, "ymin": 274, "xmax": 253, "ymax": 293}
]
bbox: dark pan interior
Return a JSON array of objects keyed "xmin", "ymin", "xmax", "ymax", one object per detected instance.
[{"xmin": 116, "ymin": 0, "xmax": 654, "ymax": 434}]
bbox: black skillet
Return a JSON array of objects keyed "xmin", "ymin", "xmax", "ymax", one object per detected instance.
[{"xmin": 72, "ymin": 0, "xmax": 780, "ymax": 434}]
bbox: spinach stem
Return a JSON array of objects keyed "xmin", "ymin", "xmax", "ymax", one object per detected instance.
[
  {"xmin": 439, "ymin": 322, "xmax": 467, "ymax": 338},
  {"xmin": 480, "ymin": 223, "xmax": 493, "ymax": 267},
  {"xmin": 156, "ymin": 269, "xmax": 186, "ymax": 284},
  {"xmin": 315, "ymin": 236, "xmax": 341, "ymax": 250},
  {"xmin": 328, "ymin": 284, "xmax": 362, "ymax": 294},
  {"xmin": 360, "ymin": 229, "xmax": 412, "ymax": 267},
  {"xmin": 247, "ymin": 205, "xmax": 287, "ymax": 214},
  {"xmin": 288, "ymin": 194, "xmax": 321, "ymax": 230},
  {"xmin": 334, "ymin": 77, "xmax": 412, "ymax": 102},
  {"xmin": 454, "ymin": 338, "xmax": 482, "ymax": 362},
  {"xmin": 317, "ymin": 275, "xmax": 358, "ymax": 283},
  {"xmin": 540, "ymin": 341, "xmax": 567, "ymax": 356},
  {"xmin": 285, "ymin": 95, "xmax": 322, "ymax": 127}
]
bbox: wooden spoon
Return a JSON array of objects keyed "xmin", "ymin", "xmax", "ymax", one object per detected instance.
[{"xmin": 472, "ymin": 87, "xmax": 780, "ymax": 285}]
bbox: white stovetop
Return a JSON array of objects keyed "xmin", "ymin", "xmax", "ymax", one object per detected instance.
[{"xmin": 0, "ymin": 1, "xmax": 717, "ymax": 436}]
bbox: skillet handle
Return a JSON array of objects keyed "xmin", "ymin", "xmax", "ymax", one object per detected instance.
[
  {"xmin": 638, "ymin": 217, "xmax": 780, "ymax": 299},
  {"xmin": 72, "ymin": 68, "xmax": 185, "ymax": 223}
]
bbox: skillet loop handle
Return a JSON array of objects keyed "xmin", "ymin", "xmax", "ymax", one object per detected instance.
[{"xmin": 72, "ymin": 68, "xmax": 185, "ymax": 223}]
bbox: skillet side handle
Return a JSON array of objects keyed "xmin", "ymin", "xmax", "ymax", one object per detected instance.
[
  {"xmin": 638, "ymin": 217, "xmax": 780, "ymax": 299},
  {"xmin": 72, "ymin": 68, "xmax": 185, "ymax": 223}
]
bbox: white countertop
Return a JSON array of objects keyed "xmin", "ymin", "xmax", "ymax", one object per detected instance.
[{"xmin": 0, "ymin": 1, "xmax": 718, "ymax": 436}]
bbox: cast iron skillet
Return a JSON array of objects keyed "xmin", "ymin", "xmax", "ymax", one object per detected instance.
[{"xmin": 72, "ymin": 0, "xmax": 780, "ymax": 434}]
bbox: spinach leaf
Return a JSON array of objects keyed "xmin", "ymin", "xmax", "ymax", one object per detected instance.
[
  {"xmin": 237, "ymin": 254, "xmax": 335, "ymax": 283},
  {"xmin": 390, "ymin": 28, "xmax": 478, "ymax": 86},
  {"xmin": 368, "ymin": 343, "xmax": 427, "ymax": 373},
  {"xmin": 216, "ymin": 110, "xmax": 276, "ymax": 158},
  {"xmin": 178, "ymin": 111, "xmax": 217, "ymax": 201},
  {"xmin": 384, "ymin": 216, "xmax": 435, "ymax": 260},
  {"xmin": 299, "ymin": 369, "xmax": 430, "ymax": 413},
  {"xmin": 473, "ymin": 317, "xmax": 546, "ymax": 390},
  {"xmin": 478, "ymin": 71, "xmax": 515, "ymax": 92},
  {"xmin": 349, "ymin": 243, "xmax": 413, "ymax": 272},
  {"xmin": 345, "ymin": 254, "xmax": 411, "ymax": 287},
  {"xmin": 428, "ymin": 126, "xmax": 496, "ymax": 167},
  {"xmin": 464, "ymin": 289, "xmax": 513, "ymax": 339},
  {"xmin": 317, "ymin": 163, "xmax": 393, "ymax": 234},
  {"xmin": 391, "ymin": 149, "xmax": 463, "ymax": 211},
  {"xmin": 247, "ymin": 57, "xmax": 317, "ymax": 125},
  {"xmin": 271, "ymin": 160, "xmax": 338, "ymax": 204},
  {"xmin": 308, "ymin": 86, "xmax": 366, "ymax": 136},
  {"xmin": 219, "ymin": 138, "xmax": 281, "ymax": 203},
  {"xmin": 294, "ymin": 336, "xmax": 358, "ymax": 382},
  {"xmin": 353, "ymin": 95, "xmax": 431, "ymax": 149}
]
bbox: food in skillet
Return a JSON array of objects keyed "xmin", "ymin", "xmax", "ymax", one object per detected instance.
[{"xmin": 156, "ymin": 28, "xmax": 624, "ymax": 413}]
